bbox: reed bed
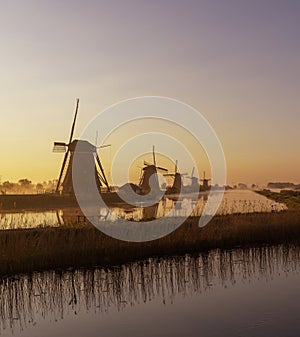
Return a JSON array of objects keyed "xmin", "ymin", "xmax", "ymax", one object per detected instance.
[{"xmin": 0, "ymin": 210, "xmax": 299, "ymax": 277}]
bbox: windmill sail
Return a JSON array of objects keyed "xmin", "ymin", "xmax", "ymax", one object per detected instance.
[
  {"xmin": 55, "ymin": 99, "xmax": 79, "ymax": 192},
  {"xmin": 68, "ymin": 98, "xmax": 79, "ymax": 144},
  {"xmin": 53, "ymin": 142, "xmax": 67, "ymax": 153}
]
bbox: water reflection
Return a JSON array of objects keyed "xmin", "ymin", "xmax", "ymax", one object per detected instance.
[
  {"xmin": 0, "ymin": 211, "xmax": 61, "ymax": 230},
  {"xmin": 0, "ymin": 245, "xmax": 299, "ymax": 335},
  {"xmin": 0, "ymin": 190, "xmax": 287, "ymax": 230},
  {"xmin": 109, "ymin": 190, "xmax": 286, "ymax": 221}
]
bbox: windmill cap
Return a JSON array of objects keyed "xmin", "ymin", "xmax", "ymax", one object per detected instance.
[{"xmin": 69, "ymin": 139, "xmax": 96, "ymax": 153}]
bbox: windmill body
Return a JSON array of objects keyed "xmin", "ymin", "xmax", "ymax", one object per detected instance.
[
  {"xmin": 184, "ymin": 167, "xmax": 200, "ymax": 193},
  {"xmin": 164, "ymin": 160, "xmax": 185, "ymax": 195},
  {"xmin": 201, "ymin": 179, "xmax": 210, "ymax": 191},
  {"xmin": 172, "ymin": 173, "xmax": 182, "ymax": 194},
  {"xmin": 164, "ymin": 172, "xmax": 182, "ymax": 195},
  {"xmin": 200, "ymin": 171, "xmax": 211, "ymax": 192},
  {"xmin": 139, "ymin": 165, "xmax": 160, "ymax": 195},
  {"xmin": 138, "ymin": 146, "xmax": 167, "ymax": 195},
  {"xmin": 190, "ymin": 177, "xmax": 200, "ymax": 191},
  {"xmin": 59, "ymin": 140, "xmax": 103, "ymax": 196}
]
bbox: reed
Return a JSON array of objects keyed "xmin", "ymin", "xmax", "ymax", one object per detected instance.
[{"xmin": 0, "ymin": 210, "xmax": 299, "ymax": 277}]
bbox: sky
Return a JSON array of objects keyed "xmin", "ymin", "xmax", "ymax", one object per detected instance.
[{"xmin": 0, "ymin": 0, "xmax": 299, "ymax": 186}]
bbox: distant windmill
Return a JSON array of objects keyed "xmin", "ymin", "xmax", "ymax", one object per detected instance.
[
  {"xmin": 200, "ymin": 171, "xmax": 211, "ymax": 191},
  {"xmin": 186, "ymin": 167, "xmax": 200, "ymax": 192},
  {"xmin": 139, "ymin": 146, "xmax": 168, "ymax": 195},
  {"xmin": 53, "ymin": 99, "xmax": 110, "ymax": 195},
  {"xmin": 164, "ymin": 160, "xmax": 187, "ymax": 194}
]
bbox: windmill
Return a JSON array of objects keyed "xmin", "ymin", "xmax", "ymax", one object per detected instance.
[
  {"xmin": 200, "ymin": 171, "xmax": 211, "ymax": 191},
  {"xmin": 164, "ymin": 160, "xmax": 187, "ymax": 194},
  {"xmin": 186, "ymin": 167, "xmax": 200, "ymax": 192},
  {"xmin": 53, "ymin": 99, "xmax": 110, "ymax": 196},
  {"xmin": 139, "ymin": 146, "xmax": 168, "ymax": 195}
]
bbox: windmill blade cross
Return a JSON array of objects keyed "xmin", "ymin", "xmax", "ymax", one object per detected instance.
[
  {"xmin": 191, "ymin": 167, "xmax": 195, "ymax": 178},
  {"xmin": 54, "ymin": 99, "xmax": 79, "ymax": 193},
  {"xmin": 53, "ymin": 142, "xmax": 67, "ymax": 153},
  {"xmin": 68, "ymin": 98, "xmax": 79, "ymax": 144},
  {"xmin": 152, "ymin": 145, "xmax": 156, "ymax": 167},
  {"xmin": 157, "ymin": 166, "xmax": 168, "ymax": 172},
  {"xmin": 97, "ymin": 144, "xmax": 111, "ymax": 149},
  {"xmin": 95, "ymin": 152, "xmax": 111, "ymax": 191},
  {"xmin": 55, "ymin": 151, "xmax": 69, "ymax": 192}
]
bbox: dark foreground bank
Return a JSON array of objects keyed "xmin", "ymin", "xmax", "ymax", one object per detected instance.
[{"xmin": 1, "ymin": 210, "xmax": 300, "ymax": 277}]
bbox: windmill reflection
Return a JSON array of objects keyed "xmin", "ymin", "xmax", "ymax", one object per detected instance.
[{"xmin": 57, "ymin": 197, "xmax": 197, "ymax": 224}]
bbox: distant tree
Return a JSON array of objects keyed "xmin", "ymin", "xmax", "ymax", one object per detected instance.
[
  {"xmin": 267, "ymin": 182, "xmax": 295, "ymax": 189},
  {"xmin": 18, "ymin": 178, "xmax": 33, "ymax": 193},
  {"xmin": 42, "ymin": 180, "xmax": 57, "ymax": 192},
  {"xmin": 238, "ymin": 183, "xmax": 247, "ymax": 189},
  {"xmin": 18, "ymin": 178, "xmax": 32, "ymax": 187},
  {"xmin": 2, "ymin": 181, "xmax": 14, "ymax": 190},
  {"xmin": 36, "ymin": 183, "xmax": 44, "ymax": 194}
]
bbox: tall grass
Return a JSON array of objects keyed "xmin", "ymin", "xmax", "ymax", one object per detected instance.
[{"xmin": 0, "ymin": 210, "xmax": 299, "ymax": 276}]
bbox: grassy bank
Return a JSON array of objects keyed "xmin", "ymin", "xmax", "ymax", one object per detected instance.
[
  {"xmin": 257, "ymin": 190, "xmax": 300, "ymax": 210},
  {"xmin": 0, "ymin": 210, "xmax": 300, "ymax": 277}
]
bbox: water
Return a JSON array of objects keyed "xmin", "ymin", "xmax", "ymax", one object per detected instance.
[
  {"xmin": 0, "ymin": 245, "xmax": 299, "ymax": 336},
  {"xmin": 0, "ymin": 210, "xmax": 61, "ymax": 230},
  {"xmin": 0, "ymin": 190, "xmax": 287, "ymax": 230}
]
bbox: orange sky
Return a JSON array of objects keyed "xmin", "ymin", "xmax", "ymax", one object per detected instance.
[{"xmin": 0, "ymin": 1, "xmax": 299, "ymax": 186}]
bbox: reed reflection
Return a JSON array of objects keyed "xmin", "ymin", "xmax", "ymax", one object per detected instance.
[{"xmin": 0, "ymin": 245, "xmax": 299, "ymax": 335}]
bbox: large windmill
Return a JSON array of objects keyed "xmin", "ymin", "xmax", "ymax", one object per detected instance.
[
  {"xmin": 53, "ymin": 99, "xmax": 110, "ymax": 196},
  {"xmin": 138, "ymin": 146, "xmax": 168, "ymax": 195}
]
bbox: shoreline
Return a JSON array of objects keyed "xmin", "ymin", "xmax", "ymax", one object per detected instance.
[
  {"xmin": 1, "ymin": 210, "xmax": 300, "ymax": 277},
  {"xmin": 0, "ymin": 193, "xmax": 127, "ymax": 211}
]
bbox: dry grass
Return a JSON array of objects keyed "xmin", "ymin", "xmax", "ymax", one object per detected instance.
[{"xmin": 0, "ymin": 210, "xmax": 299, "ymax": 276}]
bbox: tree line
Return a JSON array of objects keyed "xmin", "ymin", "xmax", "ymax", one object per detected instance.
[{"xmin": 0, "ymin": 179, "xmax": 58, "ymax": 194}]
